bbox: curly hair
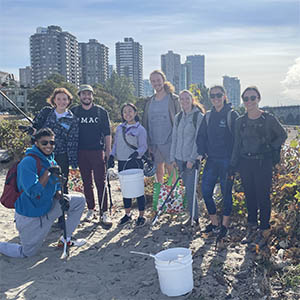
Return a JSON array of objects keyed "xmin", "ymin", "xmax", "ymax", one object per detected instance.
[{"xmin": 46, "ymin": 87, "xmax": 73, "ymax": 107}]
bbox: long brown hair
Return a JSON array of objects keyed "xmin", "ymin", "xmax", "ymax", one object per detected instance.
[
  {"xmin": 179, "ymin": 90, "xmax": 206, "ymax": 114},
  {"xmin": 150, "ymin": 70, "xmax": 175, "ymax": 94}
]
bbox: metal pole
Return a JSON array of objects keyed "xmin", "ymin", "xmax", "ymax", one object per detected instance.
[{"xmin": 0, "ymin": 90, "xmax": 33, "ymax": 124}]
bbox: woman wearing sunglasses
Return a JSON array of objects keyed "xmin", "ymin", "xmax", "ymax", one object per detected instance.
[
  {"xmin": 196, "ymin": 85, "xmax": 239, "ymax": 241},
  {"xmin": 33, "ymin": 88, "xmax": 79, "ymax": 195},
  {"xmin": 230, "ymin": 86, "xmax": 287, "ymax": 247}
]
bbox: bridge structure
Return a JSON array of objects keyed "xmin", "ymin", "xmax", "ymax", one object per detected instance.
[{"xmin": 262, "ymin": 105, "xmax": 300, "ymax": 125}]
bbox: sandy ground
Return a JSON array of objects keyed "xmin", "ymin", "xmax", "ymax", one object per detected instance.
[{"xmin": 0, "ymin": 126, "xmax": 299, "ymax": 300}]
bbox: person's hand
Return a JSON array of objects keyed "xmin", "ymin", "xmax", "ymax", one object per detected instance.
[
  {"xmin": 187, "ymin": 161, "xmax": 194, "ymax": 169},
  {"xmin": 59, "ymin": 194, "xmax": 70, "ymax": 212},
  {"xmin": 18, "ymin": 125, "xmax": 35, "ymax": 135},
  {"xmin": 107, "ymin": 155, "xmax": 115, "ymax": 169},
  {"xmin": 48, "ymin": 166, "xmax": 62, "ymax": 177},
  {"xmin": 227, "ymin": 166, "xmax": 236, "ymax": 180},
  {"xmin": 197, "ymin": 155, "xmax": 203, "ymax": 161},
  {"xmin": 129, "ymin": 151, "xmax": 138, "ymax": 160}
]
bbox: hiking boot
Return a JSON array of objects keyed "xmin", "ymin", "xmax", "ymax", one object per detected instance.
[
  {"xmin": 202, "ymin": 223, "xmax": 219, "ymax": 234},
  {"xmin": 241, "ymin": 223, "xmax": 258, "ymax": 244},
  {"xmin": 217, "ymin": 225, "xmax": 228, "ymax": 241},
  {"xmin": 100, "ymin": 212, "xmax": 113, "ymax": 229},
  {"xmin": 254, "ymin": 229, "xmax": 271, "ymax": 248},
  {"xmin": 136, "ymin": 216, "xmax": 146, "ymax": 227},
  {"xmin": 84, "ymin": 209, "xmax": 96, "ymax": 221},
  {"xmin": 119, "ymin": 214, "xmax": 132, "ymax": 226},
  {"xmin": 57, "ymin": 236, "xmax": 86, "ymax": 248}
]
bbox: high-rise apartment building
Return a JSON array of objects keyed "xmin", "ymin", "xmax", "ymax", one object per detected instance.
[
  {"xmin": 19, "ymin": 66, "xmax": 32, "ymax": 88},
  {"xmin": 30, "ymin": 25, "xmax": 80, "ymax": 87},
  {"xmin": 79, "ymin": 39, "xmax": 109, "ymax": 85},
  {"xmin": 108, "ymin": 65, "xmax": 114, "ymax": 78},
  {"xmin": 161, "ymin": 50, "xmax": 181, "ymax": 94},
  {"xmin": 143, "ymin": 79, "xmax": 154, "ymax": 97},
  {"xmin": 115, "ymin": 37, "xmax": 143, "ymax": 97},
  {"xmin": 223, "ymin": 75, "xmax": 241, "ymax": 107},
  {"xmin": 186, "ymin": 55, "xmax": 205, "ymax": 87}
]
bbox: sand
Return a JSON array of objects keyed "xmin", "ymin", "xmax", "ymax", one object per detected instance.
[{"xmin": 0, "ymin": 163, "xmax": 296, "ymax": 300}]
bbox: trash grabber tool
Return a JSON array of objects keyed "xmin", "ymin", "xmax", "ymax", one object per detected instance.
[
  {"xmin": 151, "ymin": 171, "xmax": 183, "ymax": 227},
  {"xmin": 106, "ymin": 170, "xmax": 114, "ymax": 215},
  {"xmin": 0, "ymin": 90, "xmax": 33, "ymax": 124},
  {"xmin": 191, "ymin": 160, "xmax": 200, "ymax": 227},
  {"xmin": 57, "ymin": 175, "xmax": 69, "ymax": 259}
]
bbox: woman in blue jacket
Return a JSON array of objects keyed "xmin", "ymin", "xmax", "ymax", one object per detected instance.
[{"xmin": 196, "ymin": 85, "xmax": 238, "ymax": 240}]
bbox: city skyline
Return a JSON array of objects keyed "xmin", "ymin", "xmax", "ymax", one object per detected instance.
[{"xmin": 0, "ymin": 0, "xmax": 299, "ymax": 107}]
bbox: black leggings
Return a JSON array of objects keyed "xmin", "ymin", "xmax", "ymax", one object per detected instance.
[{"xmin": 239, "ymin": 158, "xmax": 273, "ymax": 230}]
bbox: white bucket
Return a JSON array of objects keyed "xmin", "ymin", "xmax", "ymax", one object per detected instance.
[
  {"xmin": 154, "ymin": 247, "xmax": 193, "ymax": 297},
  {"xmin": 118, "ymin": 168, "xmax": 144, "ymax": 198}
]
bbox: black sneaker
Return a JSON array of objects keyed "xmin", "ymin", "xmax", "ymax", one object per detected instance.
[
  {"xmin": 202, "ymin": 223, "xmax": 219, "ymax": 234},
  {"xmin": 241, "ymin": 223, "xmax": 258, "ymax": 244},
  {"xmin": 136, "ymin": 216, "xmax": 146, "ymax": 227},
  {"xmin": 119, "ymin": 214, "xmax": 132, "ymax": 226}
]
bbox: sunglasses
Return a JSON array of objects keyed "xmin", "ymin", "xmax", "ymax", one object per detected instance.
[
  {"xmin": 243, "ymin": 95, "xmax": 258, "ymax": 102},
  {"xmin": 210, "ymin": 93, "xmax": 223, "ymax": 99},
  {"xmin": 39, "ymin": 140, "xmax": 55, "ymax": 146}
]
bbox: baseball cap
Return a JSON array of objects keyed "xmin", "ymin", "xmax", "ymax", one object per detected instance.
[{"xmin": 78, "ymin": 84, "xmax": 94, "ymax": 95}]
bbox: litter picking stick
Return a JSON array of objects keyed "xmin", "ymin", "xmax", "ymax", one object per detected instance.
[
  {"xmin": 58, "ymin": 176, "xmax": 69, "ymax": 259},
  {"xmin": 151, "ymin": 172, "xmax": 183, "ymax": 226},
  {"xmin": 191, "ymin": 160, "xmax": 200, "ymax": 227},
  {"xmin": 0, "ymin": 90, "xmax": 33, "ymax": 124},
  {"xmin": 106, "ymin": 171, "xmax": 113, "ymax": 215}
]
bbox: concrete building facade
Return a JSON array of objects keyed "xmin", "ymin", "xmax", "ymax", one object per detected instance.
[
  {"xmin": 223, "ymin": 75, "xmax": 241, "ymax": 108},
  {"xmin": 161, "ymin": 50, "xmax": 181, "ymax": 94},
  {"xmin": 30, "ymin": 25, "xmax": 80, "ymax": 87},
  {"xmin": 19, "ymin": 66, "xmax": 32, "ymax": 88},
  {"xmin": 116, "ymin": 37, "xmax": 143, "ymax": 97},
  {"xmin": 79, "ymin": 39, "xmax": 109, "ymax": 85}
]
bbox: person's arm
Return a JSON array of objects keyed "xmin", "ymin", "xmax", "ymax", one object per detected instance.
[
  {"xmin": 67, "ymin": 116, "xmax": 79, "ymax": 168},
  {"xmin": 104, "ymin": 135, "xmax": 112, "ymax": 161},
  {"xmin": 230, "ymin": 117, "xmax": 242, "ymax": 168},
  {"xmin": 136, "ymin": 126, "xmax": 148, "ymax": 157},
  {"xmin": 170, "ymin": 114, "xmax": 179, "ymax": 163},
  {"xmin": 269, "ymin": 115, "xmax": 288, "ymax": 149},
  {"xmin": 196, "ymin": 114, "xmax": 208, "ymax": 157},
  {"xmin": 32, "ymin": 107, "xmax": 52, "ymax": 130},
  {"xmin": 191, "ymin": 112, "xmax": 204, "ymax": 162}
]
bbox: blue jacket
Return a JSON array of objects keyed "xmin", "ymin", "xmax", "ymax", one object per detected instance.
[
  {"xmin": 196, "ymin": 103, "xmax": 238, "ymax": 159},
  {"xmin": 15, "ymin": 145, "xmax": 60, "ymax": 217}
]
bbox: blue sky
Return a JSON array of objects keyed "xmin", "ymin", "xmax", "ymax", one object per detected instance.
[{"xmin": 0, "ymin": 0, "xmax": 299, "ymax": 106}]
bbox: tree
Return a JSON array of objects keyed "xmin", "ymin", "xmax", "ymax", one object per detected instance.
[
  {"xmin": 189, "ymin": 83, "xmax": 212, "ymax": 111},
  {"xmin": 28, "ymin": 73, "xmax": 79, "ymax": 113},
  {"xmin": 104, "ymin": 72, "xmax": 137, "ymax": 106}
]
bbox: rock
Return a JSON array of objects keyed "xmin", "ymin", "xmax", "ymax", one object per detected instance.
[{"xmin": 279, "ymin": 240, "xmax": 289, "ymax": 249}]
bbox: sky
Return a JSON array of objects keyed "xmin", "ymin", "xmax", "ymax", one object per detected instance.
[{"xmin": 0, "ymin": 0, "xmax": 299, "ymax": 107}]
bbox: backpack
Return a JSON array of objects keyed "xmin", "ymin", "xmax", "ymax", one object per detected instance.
[
  {"xmin": 176, "ymin": 110, "xmax": 200, "ymax": 129},
  {"xmin": 205, "ymin": 109, "xmax": 233, "ymax": 133},
  {"xmin": 0, "ymin": 154, "xmax": 42, "ymax": 208}
]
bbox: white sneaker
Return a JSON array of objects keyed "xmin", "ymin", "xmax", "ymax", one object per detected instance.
[
  {"xmin": 85, "ymin": 209, "xmax": 96, "ymax": 221},
  {"xmin": 58, "ymin": 236, "xmax": 87, "ymax": 247},
  {"xmin": 100, "ymin": 212, "xmax": 112, "ymax": 228}
]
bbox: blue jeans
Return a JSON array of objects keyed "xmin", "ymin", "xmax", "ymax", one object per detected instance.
[{"xmin": 201, "ymin": 158, "xmax": 233, "ymax": 216}]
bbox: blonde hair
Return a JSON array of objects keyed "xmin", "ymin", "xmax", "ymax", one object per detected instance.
[
  {"xmin": 46, "ymin": 87, "xmax": 73, "ymax": 107},
  {"xmin": 150, "ymin": 70, "xmax": 175, "ymax": 94},
  {"xmin": 179, "ymin": 89, "xmax": 206, "ymax": 114}
]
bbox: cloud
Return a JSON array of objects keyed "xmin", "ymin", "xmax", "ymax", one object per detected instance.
[{"xmin": 281, "ymin": 57, "xmax": 300, "ymax": 101}]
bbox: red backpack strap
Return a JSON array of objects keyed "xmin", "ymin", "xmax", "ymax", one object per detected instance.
[{"xmin": 26, "ymin": 154, "xmax": 42, "ymax": 175}]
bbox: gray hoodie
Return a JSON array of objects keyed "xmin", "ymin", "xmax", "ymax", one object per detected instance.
[{"xmin": 170, "ymin": 106, "xmax": 204, "ymax": 163}]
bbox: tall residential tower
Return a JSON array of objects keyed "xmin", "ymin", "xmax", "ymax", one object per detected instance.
[
  {"xmin": 79, "ymin": 39, "xmax": 109, "ymax": 85},
  {"xmin": 115, "ymin": 37, "xmax": 143, "ymax": 97},
  {"xmin": 30, "ymin": 25, "xmax": 80, "ymax": 87},
  {"xmin": 223, "ymin": 75, "xmax": 241, "ymax": 108},
  {"xmin": 161, "ymin": 50, "xmax": 181, "ymax": 94}
]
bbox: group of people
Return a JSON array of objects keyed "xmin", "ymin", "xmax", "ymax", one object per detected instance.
[{"xmin": 0, "ymin": 69, "xmax": 287, "ymax": 258}]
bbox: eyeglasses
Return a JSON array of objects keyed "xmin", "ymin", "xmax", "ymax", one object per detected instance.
[
  {"xmin": 39, "ymin": 140, "xmax": 55, "ymax": 146},
  {"xmin": 210, "ymin": 93, "xmax": 223, "ymax": 99},
  {"xmin": 243, "ymin": 95, "xmax": 258, "ymax": 102}
]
